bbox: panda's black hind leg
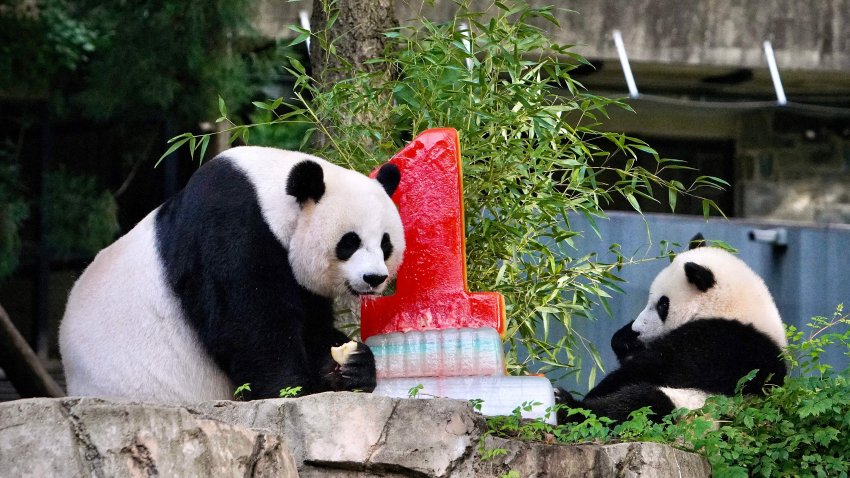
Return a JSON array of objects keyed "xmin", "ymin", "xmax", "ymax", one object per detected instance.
[
  {"xmin": 324, "ymin": 342, "xmax": 377, "ymax": 392},
  {"xmin": 556, "ymin": 383, "xmax": 675, "ymax": 424}
]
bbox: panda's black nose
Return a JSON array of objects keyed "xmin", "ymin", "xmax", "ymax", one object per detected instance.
[{"xmin": 363, "ymin": 274, "xmax": 388, "ymax": 287}]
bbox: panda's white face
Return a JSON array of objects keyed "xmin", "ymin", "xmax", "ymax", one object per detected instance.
[
  {"xmin": 286, "ymin": 160, "xmax": 405, "ymax": 299},
  {"xmin": 632, "ymin": 246, "xmax": 786, "ymax": 347},
  {"xmin": 290, "ymin": 199, "xmax": 402, "ymax": 298},
  {"xmin": 228, "ymin": 148, "xmax": 405, "ymax": 300}
]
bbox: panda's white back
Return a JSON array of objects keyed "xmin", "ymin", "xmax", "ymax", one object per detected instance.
[
  {"xmin": 60, "ymin": 204, "xmax": 233, "ymax": 402},
  {"xmin": 59, "ymin": 148, "xmax": 303, "ymax": 402}
]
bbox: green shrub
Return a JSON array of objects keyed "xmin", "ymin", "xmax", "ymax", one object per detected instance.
[
  {"xmin": 246, "ymin": 109, "xmax": 312, "ymax": 151},
  {"xmin": 0, "ymin": 0, "xmax": 96, "ymax": 94},
  {"xmin": 0, "ymin": 148, "xmax": 117, "ymax": 275},
  {"xmin": 68, "ymin": 0, "xmax": 267, "ymax": 122},
  {"xmin": 45, "ymin": 169, "xmax": 119, "ymax": 256},
  {"xmin": 678, "ymin": 306, "xmax": 850, "ymax": 477},
  {"xmin": 0, "ymin": 162, "xmax": 29, "ymax": 280}
]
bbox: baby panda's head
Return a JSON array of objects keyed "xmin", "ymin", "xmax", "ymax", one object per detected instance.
[
  {"xmin": 632, "ymin": 238, "xmax": 786, "ymax": 347},
  {"xmin": 285, "ymin": 159, "xmax": 405, "ymax": 299}
]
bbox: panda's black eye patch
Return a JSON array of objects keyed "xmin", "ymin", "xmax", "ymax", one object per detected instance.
[
  {"xmin": 336, "ymin": 232, "xmax": 361, "ymax": 261},
  {"xmin": 656, "ymin": 296, "xmax": 670, "ymax": 322},
  {"xmin": 381, "ymin": 233, "xmax": 393, "ymax": 261}
]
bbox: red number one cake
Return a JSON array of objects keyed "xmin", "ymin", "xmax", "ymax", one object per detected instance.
[{"xmin": 362, "ymin": 128, "xmax": 555, "ymax": 423}]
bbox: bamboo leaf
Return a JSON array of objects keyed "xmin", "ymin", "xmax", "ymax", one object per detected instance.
[
  {"xmin": 218, "ymin": 96, "xmax": 227, "ymax": 118},
  {"xmin": 198, "ymin": 135, "xmax": 210, "ymax": 164},
  {"xmin": 155, "ymin": 138, "xmax": 188, "ymax": 167}
]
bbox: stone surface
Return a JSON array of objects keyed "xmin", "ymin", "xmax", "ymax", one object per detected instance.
[
  {"xmin": 191, "ymin": 392, "xmax": 484, "ymax": 477},
  {"xmin": 1, "ymin": 394, "xmax": 711, "ymax": 477},
  {"xmin": 477, "ymin": 436, "xmax": 712, "ymax": 478},
  {"xmin": 0, "ymin": 397, "xmax": 298, "ymax": 478}
]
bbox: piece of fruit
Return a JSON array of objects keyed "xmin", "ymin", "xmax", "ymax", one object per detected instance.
[{"xmin": 331, "ymin": 341, "xmax": 358, "ymax": 365}]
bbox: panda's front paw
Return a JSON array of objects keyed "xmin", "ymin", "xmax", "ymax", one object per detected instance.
[
  {"xmin": 611, "ymin": 321, "xmax": 645, "ymax": 364},
  {"xmin": 326, "ymin": 341, "xmax": 377, "ymax": 392},
  {"xmin": 554, "ymin": 386, "xmax": 582, "ymax": 408},
  {"xmin": 553, "ymin": 387, "xmax": 584, "ymax": 424}
]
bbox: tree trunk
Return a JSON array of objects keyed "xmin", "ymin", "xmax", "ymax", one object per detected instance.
[
  {"xmin": 0, "ymin": 303, "xmax": 64, "ymax": 398},
  {"xmin": 309, "ymin": 0, "xmax": 397, "ymax": 89},
  {"xmin": 309, "ymin": 0, "xmax": 398, "ymax": 149}
]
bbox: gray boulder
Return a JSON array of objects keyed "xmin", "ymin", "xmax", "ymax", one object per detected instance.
[
  {"xmin": 191, "ymin": 392, "xmax": 484, "ymax": 477},
  {"xmin": 477, "ymin": 436, "xmax": 712, "ymax": 477},
  {"xmin": 0, "ymin": 397, "xmax": 297, "ymax": 477}
]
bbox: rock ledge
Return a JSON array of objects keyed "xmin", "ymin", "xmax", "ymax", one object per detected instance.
[{"xmin": 0, "ymin": 394, "xmax": 709, "ymax": 477}]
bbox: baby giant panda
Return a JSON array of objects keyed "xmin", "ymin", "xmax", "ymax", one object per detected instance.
[
  {"xmin": 59, "ymin": 146, "xmax": 405, "ymax": 403},
  {"xmin": 557, "ymin": 237, "xmax": 787, "ymax": 423}
]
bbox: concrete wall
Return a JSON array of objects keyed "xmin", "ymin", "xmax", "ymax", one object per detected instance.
[
  {"xmin": 257, "ymin": 0, "xmax": 850, "ymax": 72},
  {"xmin": 538, "ymin": 0, "xmax": 850, "ymax": 72},
  {"xmin": 598, "ymin": 102, "xmax": 850, "ymax": 224},
  {"xmin": 736, "ymin": 109, "xmax": 850, "ymax": 223}
]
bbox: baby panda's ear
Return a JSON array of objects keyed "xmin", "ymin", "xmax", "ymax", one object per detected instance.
[
  {"xmin": 375, "ymin": 163, "xmax": 401, "ymax": 197},
  {"xmin": 688, "ymin": 232, "xmax": 706, "ymax": 250},
  {"xmin": 287, "ymin": 160, "xmax": 325, "ymax": 205},
  {"xmin": 684, "ymin": 262, "xmax": 715, "ymax": 292}
]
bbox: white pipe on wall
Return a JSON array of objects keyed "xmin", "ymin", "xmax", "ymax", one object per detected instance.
[
  {"xmin": 763, "ymin": 41, "xmax": 787, "ymax": 106},
  {"xmin": 613, "ymin": 30, "xmax": 639, "ymax": 99}
]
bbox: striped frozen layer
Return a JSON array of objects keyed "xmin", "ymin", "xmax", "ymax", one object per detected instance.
[{"xmin": 365, "ymin": 327, "xmax": 504, "ymax": 378}]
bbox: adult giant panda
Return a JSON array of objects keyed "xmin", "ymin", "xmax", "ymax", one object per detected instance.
[
  {"xmin": 59, "ymin": 146, "xmax": 405, "ymax": 403},
  {"xmin": 557, "ymin": 236, "xmax": 787, "ymax": 423}
]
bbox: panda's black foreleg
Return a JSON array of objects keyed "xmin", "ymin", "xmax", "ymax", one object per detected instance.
[
  {"xmin": 224, "ymin": 329, "xmax": 318, "ymax": 399},
  {"xmin": 582, "ymin": 350, "xmax": 666, "ymax": 401},
  {"xmin": 556, "ymin": 383, "xmax": 675, "ymax": 424},
  {"xmin": 223, "ymin": 329, "xmax": 376, "ymax": 398}
]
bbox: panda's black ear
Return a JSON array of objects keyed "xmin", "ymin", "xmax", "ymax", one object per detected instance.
[
  {"xmin": 689, "ymin": 233, "xmax": 706, "ymax": 250},
  {"xmin": 287, "ymin": 160, "xmax": 325, "ymax": 205},
  {"xmin": 375, "ymin": 163, "xmax": 400, "ymax": 197},
  {"xmin": 684, "ymin": 261, "xmax": 715, "ymax": 292}
]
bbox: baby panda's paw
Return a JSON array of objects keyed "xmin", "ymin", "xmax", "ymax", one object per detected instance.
[
  {"xmin": 611, "ymin": 321, "xmax": 645, "ymax": 364},
  {"xmin": 326, "ymin": 341, "xmax": 377, "ymax": 392},
  {"xmin": 554, "ymin": 387, "xmax": 582, "ymax": 408},
  {"xmin": 553, "ymin": 387, "xmax": 584, "ymax": 424}
]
